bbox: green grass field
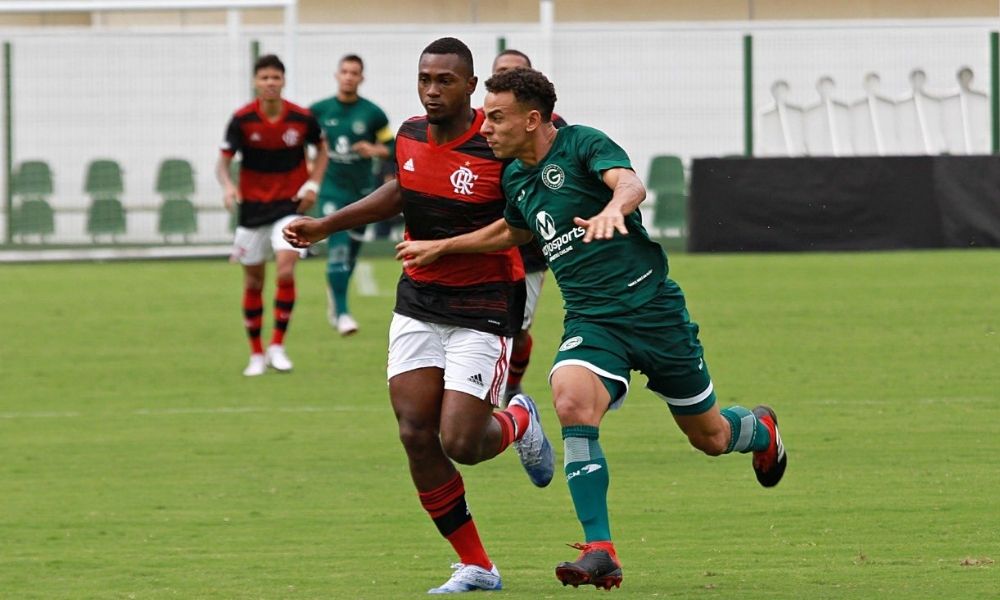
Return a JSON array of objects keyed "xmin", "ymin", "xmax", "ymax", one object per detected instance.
[{"xmin": 1, "ymin": 250, "xmax": 997, "ymax": 599}]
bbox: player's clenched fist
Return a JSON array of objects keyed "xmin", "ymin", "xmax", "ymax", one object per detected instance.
[
  {"xmin": 395, "ymin": 239, "xmax": 444, "ymax": 269},
  {"xmin": 282, "ymin": 217, "xmax": 326, "ymax": 248}
]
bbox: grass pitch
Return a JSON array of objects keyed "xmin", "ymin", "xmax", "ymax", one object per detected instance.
[{"xmin": 0, "ymin": 250, "xmax": 997, "ymax": 599}]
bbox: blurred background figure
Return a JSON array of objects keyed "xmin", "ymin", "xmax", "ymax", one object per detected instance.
[{"xmin": 310, "ymin": 54, "xmax": 394, "ymax": 336}]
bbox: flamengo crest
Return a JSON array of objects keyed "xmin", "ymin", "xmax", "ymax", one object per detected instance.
[
  {"xmin": 450, "ymin": 165, "xmax": 478, "ymax": 195},
  {"xmin": 282, "ymin": 128, "xmax": 301, "ymax": 146}
]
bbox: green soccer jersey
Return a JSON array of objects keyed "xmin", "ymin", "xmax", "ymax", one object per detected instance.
[
  {"xmin": 503, "ymin": 125, "xmax": 677, "ymax": 318},
  {"xmin": 309, "ymin": 95, "xmax": 392, "ymax": 201}
]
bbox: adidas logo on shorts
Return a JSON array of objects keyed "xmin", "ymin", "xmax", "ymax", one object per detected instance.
[{"xmin": 467, "ymin": 373, "xmax": 484, "ymax": 386}]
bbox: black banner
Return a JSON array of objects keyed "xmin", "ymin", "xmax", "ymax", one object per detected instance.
[{"xmin": 689, "ymin": 156, "xmax": 1000, "ymax": 252}]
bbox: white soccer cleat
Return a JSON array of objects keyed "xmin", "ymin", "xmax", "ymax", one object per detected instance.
[
  {"xmin": 242, "ymin": 353, "xmax": 267, "ymax": 377},
  {"xmin": 509, "ymin": 393, "xmax": 555, "ymax": 487},
  {"xmin": 427, "ymin": 563, "xmax": 502, "ymax": 594},
  {"xmin": 265, "ymin": 344, "xmax": 293, "ymax": 372},
  {"xmin": 336, "ymin": 313, "xmax": 359, "ymax": 336}
]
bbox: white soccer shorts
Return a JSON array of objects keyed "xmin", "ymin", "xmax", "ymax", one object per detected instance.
[
  {"xmin": 231, "ymin": 214, "xmax": 307, "ymax": 265},
  {"xmin": 521, "ymin": 270, "xmax": 545, "ymax": 331},
  {"xmin": 387, "ymin": 313, "xmax": 512, "ymax": 405}
]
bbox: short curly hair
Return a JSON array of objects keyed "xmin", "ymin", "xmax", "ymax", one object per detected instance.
[
  {"xmin": 484, "ymin": 67, "xmax": 557, "ymax": 122},
  {"xmin": 421, "ymin": 37, "xmax": 474, "ymax": 77}
]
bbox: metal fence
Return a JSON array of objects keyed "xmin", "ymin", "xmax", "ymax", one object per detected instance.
[{"xmin": 0, "ymin": 19, "xmax": 994, "ymax": 252}]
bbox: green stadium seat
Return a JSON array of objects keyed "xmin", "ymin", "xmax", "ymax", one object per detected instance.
[
  {"xmin": 14, "ymin": 199, "xmax": 55, "ymax": 238},
  {"xmin": 646, "ymin": 155, "xmax": 687, "ymax": 240},
  {"xmin": 87, "ymin": 198, "xmax": 127, "ymax": 240},
  {"xmin": 155, "ymin": 158, "xmax": 196, "ymax": 198},
  {"xmin": 158, "ymin": 198, "xmax": 197, "ymax": 240},
  {"xmin": 155, "ymin": 158, "xmax": 197, "ymax": 241},
  {"xmin": 14, "ymin": 160, "xmax": 54, "ymax": 196},
  {"xmin": 84, "ymin": 159, "xmax": 126, "ymax": 241},
  {"xmin": 647, "ymin": 155, "xmax": 686, "ymax": 195},
  {"xmin": 84, "ymin": 159, "xmax": 124, "ymax": 197},
  {"xmin": 11, "ymin": 160, "xmax": 56, "ymax": 240}
]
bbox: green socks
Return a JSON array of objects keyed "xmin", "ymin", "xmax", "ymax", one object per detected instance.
[
  {"xmin": 563, "ymin": 425, "xmax": 611, "ymax": 542},
  {"xmin": 720, "ymin": 406, "xmax": 770, "ymax": 453}
]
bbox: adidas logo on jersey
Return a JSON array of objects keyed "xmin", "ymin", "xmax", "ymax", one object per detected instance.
[
  {"xmin": 403, "ymin": 158, "xmax": 415, "ymax": 172},
  {"xmin": 467, "ymin": 373, "xmax": 484, "ymax": 386}
]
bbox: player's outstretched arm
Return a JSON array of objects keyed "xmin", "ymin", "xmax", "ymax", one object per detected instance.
[
  {"xmin": 283, "ymin": 178, "xmax": 403, "ymax": 248},
  {"xmin": 395, "ymin": 218, "xmax": 532, "ymax": 269},
  {"xmin": 573, "ymin": 167, "xmax": 646, "ymax": 243}
]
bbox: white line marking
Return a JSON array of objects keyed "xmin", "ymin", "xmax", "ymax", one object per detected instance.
[
  {"xmin": 0, "ymin": 411, "xmax": 81, "ymax": 419},
  {"xmin": 354, "ymin": 260, "xmax": 379, "ymax": 296},
  {"xmin": 0, "ymin": 405, "xmax": 381, "ymax": 420}
]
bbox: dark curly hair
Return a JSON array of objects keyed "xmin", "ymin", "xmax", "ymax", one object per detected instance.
[
  {"xmin": 421, "ymin": 37, "xmax": 474, "ymax": 77},
  {"xmin": 484, "ymin": 67, "xmax": 557, "ymax": 122},
  {"xmin": 254, "ymin": 54, "xmax": 285, "ymax": 74}
]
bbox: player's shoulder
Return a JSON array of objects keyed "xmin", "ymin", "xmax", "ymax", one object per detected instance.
[
  {"xmin": 397, "ymin": 115, "xmax": 428, "ymax": 140},
  {"xmin": 308, "ymin": 96, "xmax": 334, "ymax": 113},
  {"xmin": 232, "ymin": 101, "xmax": 258, "ymax": 119},
  {"xmin": 284, "ymin": 99, "xmax": 314, "ymax": 117},
  {"xmin": 562, "ymin": 123, "xmax": 601, "ymax": 136},
  {"xmin": 356, "ymin": 96, "xmax": 382, "ymax": 110},
  {"xmin": 357, "ymin": 97, "xmax": 389, "ymax": 120},
  {"xmin": 558, "ymin": 124, "xmax": 612, "ymax": 147}
]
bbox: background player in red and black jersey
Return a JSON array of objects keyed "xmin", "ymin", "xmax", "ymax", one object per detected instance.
[
  {"xmin": 216, "ymin": 54, "xmax": 328, "ymax": 377},
  {"xmin": 491, "ymin": 49, "xmax": 568, "ymax": 404},
  {"xmin": 283, "ymin": 38, "xmax": 554, "ymax": 593}
]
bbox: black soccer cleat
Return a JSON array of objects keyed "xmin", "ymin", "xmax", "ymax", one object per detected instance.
[
  {"xmin": 555, "ymin": 542, "xmax": 623, "ymax": 590},
  {"xmin": 752, "ymin": 405, "xmax": 787, "ymax": 487}
]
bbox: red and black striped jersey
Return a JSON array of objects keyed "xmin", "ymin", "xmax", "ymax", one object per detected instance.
[
  {"xmin": 221, "ymin": 99, "xmax": 322, "ymax": 228},
  {"xmin": 394, "ymin": 109, "xmax": 525, "ymax": 337}
]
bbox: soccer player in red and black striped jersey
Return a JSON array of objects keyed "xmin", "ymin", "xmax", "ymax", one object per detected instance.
[
  {"xmin": 283, "ymin": 38, "xmax": 555, "ymax": 593},
  {"xmin": 490, "ymin": 49, "xmax": 568, "ymax": 405},
  {"xmin": 216, "ymin": 54, "xmax": 328, "ymax": 377}
]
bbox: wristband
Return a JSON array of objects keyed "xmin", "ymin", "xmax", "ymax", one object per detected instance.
[{"xmin": 297, "ymin": 180, "xmax": 320, "ymax": 198}]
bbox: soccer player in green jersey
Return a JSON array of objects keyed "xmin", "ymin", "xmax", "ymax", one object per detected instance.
[
  {"xmin": 310, "ymin": 54, "xmax": 394, "ymax": 335},
  {"xmin": 395, "ymin": 67, "xmax": 788, "ymax": 591}
]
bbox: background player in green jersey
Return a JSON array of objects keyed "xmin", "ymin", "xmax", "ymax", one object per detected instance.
[
  {"xmin": 310, "ymin": 54, "xmax": 394, "ymax": 336},
  {"xmin": 395, "ymin": 67, "xmax": 788, "ymax": 591}
]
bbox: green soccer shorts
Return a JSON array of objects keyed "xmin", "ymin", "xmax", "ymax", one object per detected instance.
[{"xmin": 549, "ymin": 302, "xmax": 715, "ymax": 416}]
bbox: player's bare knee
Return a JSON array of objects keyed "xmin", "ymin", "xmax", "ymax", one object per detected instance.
[
  {"xmin": 439, "ymin": 431, "xmax": 483, "ymax": 465},
  {"xmin": 552, "ymin": 393, "xmax": 600, "ymax": 426},
  {"xmin": 396, "ymin": 421, "xmax": 438, "ymax": 457}
]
